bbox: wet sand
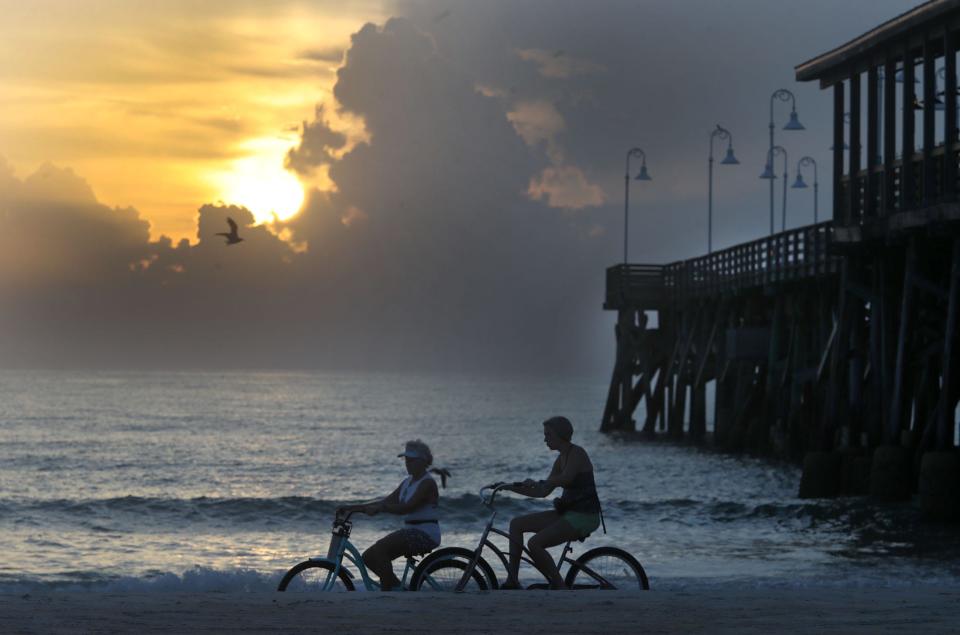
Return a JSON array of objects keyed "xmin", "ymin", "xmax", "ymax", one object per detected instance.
[{"xmin": 2, "ymin": 587, "xmax": 959, "ymax": 634}]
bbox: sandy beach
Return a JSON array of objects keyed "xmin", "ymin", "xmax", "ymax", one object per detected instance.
[{"xmin": 3, "ymin": 588, "xmax": 958, "ymax": 634}]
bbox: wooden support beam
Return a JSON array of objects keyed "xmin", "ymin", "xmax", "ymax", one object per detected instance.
[
  {"xmin": 618, "ymin": 310, "xmax": 635, "ymax": 430},
  {"xmin": 946, "ymin": 28, "xmax": 958, "ymax": 201},
  {"xmin": 938, "ymin": 238, "xmax": 960, "ymax": 449},
  {"xmin": 883, "ymin": 57, "xmax": 898, "ymax": 214},
  {"xmin": 849, "ymin": 71, "xmax": 862, "ymax": 222},
  {"xmin": 694, "ymin": 304, "xmax": 722, "ymax": 388},
  {"xmin": 922, "ymin": 37, "xmax": 936, "ymax": 204},
  {"xmin": 912, "ymin": 273, "xmax": 950, "ymax": 302},
  {"xmin": 601, "ymin": 318, "xmax": 626, "ymax": 432},
  {"xmin": 879, "ymin": 256, "xmax": 891, "ymax": 437},
  {"xmin": 889, "ymin": 240, "xmax": 917, "ymax": 444},
  {"xmin": 644, "ymin": 364, "xmax": 666, "ymax": 436},
  {"xmin": 869, "ymin": 257, "xmax": 887, "ymax": 445},
  {"xmin": 824, "ymin": 260, "xmax": 851, "ymax": 451},
  {"xmin": 690, "ymin": 382, "xmax": 707, "ymax": 441},
  {"xmin": 834, "ymin": 81, "xmax": 846, "ymax": 223},
  {"xmin": 866, "ymin": 64, "xmax": 879, "ymax": 218},
  {"xmin": 902, "ymin": 43, "xmax": 916, "ymax": 209}
]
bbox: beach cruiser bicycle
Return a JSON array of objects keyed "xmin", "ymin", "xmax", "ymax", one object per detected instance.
[
  {"xmin": 277, "ymin": 510, "xmax": 489, "ymax": 592},
  {"xmin": 411, "ymin": 482, "xmax": 649, "ymax": 591}
]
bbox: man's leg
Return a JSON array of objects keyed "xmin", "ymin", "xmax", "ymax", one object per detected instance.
[
  {"xmin": 527, "ymin": 519, "xmax": 581, "ymax": 589},
  {"xmin": 362, "ymin": 531, "xmax": 408, "ymax": 590},
  {"xmin": 505, "ymin": 511, "xmax": 560, "ymax": 588}
]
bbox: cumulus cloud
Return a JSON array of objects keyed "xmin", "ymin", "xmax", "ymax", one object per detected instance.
[
  {"xmin": 2, "ymin": 0, "xmax": 919, "ymax": 373},
  {"xmin": 507, "ymin": 99, "xmax": 566, "ymax": 162},
  {"xmin": 0, "ymin": 161, "xmax": 151, "ymax": 287},
  {"xmin": 527, "ymin": 165, "xmax": 605, "ymax": 210},
  {"xmin": 0, "ymin": 16, "xmax": 612, "ymax": 372},
  {"xmin": 285, "ymin": 104, "xmax": 349, "ymax": 176}
]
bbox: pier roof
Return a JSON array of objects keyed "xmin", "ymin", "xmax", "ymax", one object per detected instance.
[{"xmin": 795, "ymin": 0, "xmax": 960, "ymax": 87}]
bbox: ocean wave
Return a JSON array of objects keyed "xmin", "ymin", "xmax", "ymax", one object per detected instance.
[
  {"xmin": 0, "ymin": 494, "xmax": 538, "ymax": 527},
  {"xmin": 0, "ymin": 494, "xmax": 931, "ymax": 534},
  {"xmin": 0, "ymin": 566, "xmax": 283, "ymax": 594}
]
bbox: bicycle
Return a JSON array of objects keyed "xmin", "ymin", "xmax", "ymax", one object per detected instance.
[
  {"xmin": 410, "ymin": 482, "xmax": 649, "ymax": 591},
  {"xmin": 277, "ymin": 510, "xmax": 489, "ymax": 592}
]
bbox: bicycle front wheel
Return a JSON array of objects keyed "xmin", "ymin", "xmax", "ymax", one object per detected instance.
[
  {"xmin": 409, "ymin": 556, "xmax": 489, "ymax": 591},
  {"xmin": 411, "ymin": 547, "xmax": 499, "ymax": 591},
  {"xmin": 278, "ymin": 560, "xmax": 355, "ymax": 592},
  {"xmin": 564, "ymin": 547, "xmax": 649, "ymax": 590}
]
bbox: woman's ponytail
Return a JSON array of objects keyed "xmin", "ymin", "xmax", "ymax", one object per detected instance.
[{"xmin": 429, "ymin": 467, "xmax": 451, "ymax": 488}]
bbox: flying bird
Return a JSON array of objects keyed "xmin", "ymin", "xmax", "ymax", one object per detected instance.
[{"xmin": 216, "ymin": 217, "xmax": 244, "ymax": 245}]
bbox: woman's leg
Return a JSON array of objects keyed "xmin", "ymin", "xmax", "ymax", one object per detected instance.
[
  {"xmin": 505, "ymin": 511, "xmax": 561, "ymax": 587},
  {"xmin": 362, "ymin": 531, "xmax": 409, "ymax": 591},
  {"xmin": 527, "ymin": 519, "xmax": 582, "ymax": 589}
]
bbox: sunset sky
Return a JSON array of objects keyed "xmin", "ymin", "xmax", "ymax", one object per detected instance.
[
  {"xmin": 0, "ymin": 0, "xmax": 382, "ymax": 240},
  {"xmin": 0, "ymin": 0, "xmax": 918, "ymax": 372}
]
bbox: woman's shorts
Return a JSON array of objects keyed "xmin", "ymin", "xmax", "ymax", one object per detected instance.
[
  {"xmin": 381, "ymin": 528, "xmax": 440, "ymax": 558},
  {"xmin": 561, "ymin": 511, "xmax": 601, "ymax": 538}
]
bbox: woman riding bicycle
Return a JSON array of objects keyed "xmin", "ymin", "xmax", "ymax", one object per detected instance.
[
  {"xmin": 501, "ymin": 416, "xmax": 601, "ymax": 590},
  {"xmin": 336, "ymin": 440, "xmax": 450, "ymax": 591}
]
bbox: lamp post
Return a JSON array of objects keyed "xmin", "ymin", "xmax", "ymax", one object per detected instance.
[
  {"xmin": 623, "ymin": 147, "xmax": 651, "ymax": 264},
  {"xmin": 759, "ymin": 145, "xmax": 788, "ymax": 231},
  {"xmin": 791, "ymin": 156, "xmax": 819, "ymax": 224},
  {"xmin": 708, "ymin": 125, "xmax": 739, "ymax": 253},
  {"xmin": 768, "ymin": 89, "xmax": 804, "ymax": 235}
]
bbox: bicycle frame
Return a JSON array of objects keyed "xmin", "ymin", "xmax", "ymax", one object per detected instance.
[
  {"xmin": 454, "ymin": 483, "xmax": 587, "ymax": 592},
  {"xmin": 310, "ymin": 513, "xmax": 418, "ymax": 591}
]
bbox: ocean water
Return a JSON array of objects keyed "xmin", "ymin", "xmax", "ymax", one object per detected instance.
[{"xmin": 1, "ymin": 369, "xmax": 958, "ymax": 592}]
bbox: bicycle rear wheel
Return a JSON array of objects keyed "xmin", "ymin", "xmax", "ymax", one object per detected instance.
[
  {"xmin": 409, "ymin": 557, "xmax": 489, "ymax": 591},
  {"xmin": 278, "ymin": 560, "xmax": 355, "ymax": 592},
  {"xmin": 411, "ymin": 547, "xmax": 499, "ymax": 591},
  {"xmin": 564, "ymin": 547, "xmax": 649, "ymax": 590}
]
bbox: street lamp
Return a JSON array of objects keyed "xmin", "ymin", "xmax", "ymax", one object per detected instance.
[
  {"xmin": 759, "ymin": 145, "xmax": 789, "ymax": 231},
  {"xmin": 623, "ymin": 147, "xmax": 651, "ymax": 264},
  {"xmin": 768, "ymin": 89, "xmax": 804, "ymax": 235},
  {"xmin": 708, "ymin": 125, "xmax": 739, "ymax": 253},
  {"xmin": 792, "ymin": 156, "xmax": 819, "ymax": 224}
]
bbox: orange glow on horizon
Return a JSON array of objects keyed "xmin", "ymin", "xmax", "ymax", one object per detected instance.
[{"xmin": 0, "ymin": 1, "xmax": 384, "ymax": 243}]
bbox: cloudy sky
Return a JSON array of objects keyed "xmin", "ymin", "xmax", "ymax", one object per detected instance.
[{"xmin": 0, "ymin": 0, "xmax": 918, "ymax": 373}]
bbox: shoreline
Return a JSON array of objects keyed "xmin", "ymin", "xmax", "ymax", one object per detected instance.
[{"xmin": 3, "ymin": 588, "xmax": 959, "ymax": 634}]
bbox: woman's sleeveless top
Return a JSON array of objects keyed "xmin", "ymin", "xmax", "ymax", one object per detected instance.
[
  {"xmin": 399, "ymin": 473, "xmax": 441, "ymax": 544},
  {"xmin": 557, "ymin": 469, "xmax": 602, "ymax": 515}
]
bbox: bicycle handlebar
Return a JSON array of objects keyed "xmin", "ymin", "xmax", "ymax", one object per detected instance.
[{"xmin": 479, "ymin": 481, "xmax": 523, "ymax": 507}]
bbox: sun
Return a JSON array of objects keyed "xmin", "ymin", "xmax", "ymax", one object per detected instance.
[{"xmin": 214, "ymin": 137, "xmax": 305, "ymax": 224}]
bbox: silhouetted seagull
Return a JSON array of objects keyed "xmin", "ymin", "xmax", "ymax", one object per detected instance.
[{"xmin": 216, "ymin": 217, "xmax": 244, "ymax": 245}]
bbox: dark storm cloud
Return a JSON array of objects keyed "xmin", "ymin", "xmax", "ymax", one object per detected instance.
[
  {"xmin": 285, "ymin": 105, "xmax": 349, "ymax": 174},
  {"xmin": 0, "ymin": 0, "xmax": 920, "ymax": 373},
  {"xmin": 0, "ymin": 160, "xmax": 151, "ymax": 288},
  {"xmin": 396, "ymin": 0, "xmax": 917, "ymax": 259}
]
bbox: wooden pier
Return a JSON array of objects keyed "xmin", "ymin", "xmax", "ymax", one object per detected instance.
[{"xmin": 601, "ymin": 0, "xmax": 960, "ymax": 515}]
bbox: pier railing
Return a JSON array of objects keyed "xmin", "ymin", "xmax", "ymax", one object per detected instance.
[
  {"xmin": 605, "ymin": 222, "xmax": 838, "ymax": 308},
  {"xmin": 838, "ymin": 143, "xmax": 960, "ymax": 226}
]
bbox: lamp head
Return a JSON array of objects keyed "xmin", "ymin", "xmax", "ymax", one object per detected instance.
[
  {"xmin": 720, "ymin": 146, "xmax": 740, "ymax": 165},
  {"xmin": 783, "ymin": 110, "xmax": 805, "ymax": 131},
  {"xmin": 635, "ymin": 164, "xmax": 651, "ymax": 181},
  {"xmin": 759, "ymin": 163, "xmax": 776, "ymax": 179},
  {"xmin": 792, "ymin": 174, "xmax": 808, "ymax": 189}
]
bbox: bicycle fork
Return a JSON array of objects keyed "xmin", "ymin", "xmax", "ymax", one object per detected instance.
[{"xmin": 455, "ymin": 511, "xmax": 497, "ymax": 592}]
